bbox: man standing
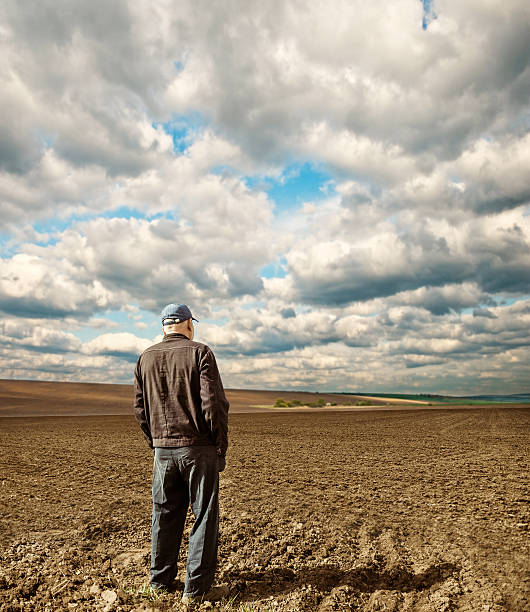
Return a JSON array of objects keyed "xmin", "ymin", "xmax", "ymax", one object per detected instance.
[{"xmin": 133, "ymin": 303, "xmax": 230, "ymax": 605}]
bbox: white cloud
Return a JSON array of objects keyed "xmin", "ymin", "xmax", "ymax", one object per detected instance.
[
  {"xmin": 0, "ymin": 151, "xmax": 110, "ymax": 228},
  {"xmin": 211, "ymin": 299, "xmax": 530, "ymax": 394},
  {"xmin": 157, "ymin": 0, "xmax": 529, "ymax": 167},
  {"xmin": 83, "ymin": 332, "xmax": 152, "ymax": 358},
  {"xmin": 275, "ymin": 201, "xmax": 530, "ymax": 305},
  {"xmin": 0, "ymin": 318, "xmax": 81, "ymax": 353},
  {"xmin": 0, "ymin": 252, "xmax": 122, "ymax": 317},
  {"xmin": 0, "ymin": 182, "xmax": 276, "ymax": 318},
  {"xmin": 2, "ymin": 0, "xmax": 527, "ymax": 182},
  {"xmin": 394, "ymin": 133, "xmax": 530, "ymax": 217},
  {"xmin": 0, "ymin": 0, "xmax": 529, "ymax": 393},
  {"xmin": 298, "ymin": 122, "xmax": 418, "ymax": 185},
  {"xmin": 389, "ymin": 283, "xmax": 492, "ymax": 314}
]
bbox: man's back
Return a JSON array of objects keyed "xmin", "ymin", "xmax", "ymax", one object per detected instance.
[{"xmin": 134, "ymin": 332, "xmax": 229, "ymax": 454}]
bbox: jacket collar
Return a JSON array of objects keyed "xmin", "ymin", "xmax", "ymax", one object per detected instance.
[{"xmin": 163, "ymin": 333, "xmax": 189, "ymax": 341}]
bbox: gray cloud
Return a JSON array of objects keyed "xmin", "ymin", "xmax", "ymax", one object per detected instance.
[
  {"xmin": 280, "ymin": 307, "xmax": 296, "ymax": 319},
  {"xmin": 1, "ymin": 0, "xmax": 181, "ymax": 177},
  {"xmin": 275, "ymin": 201, "xmax": 530, "ymax": 307},
  {"xmin": 389, "ymin": 284, "xmax": 495, "ymax": 315},
  {"xmin": 472, "ymin": 308, "xmax": 497, "ymax": 319}
]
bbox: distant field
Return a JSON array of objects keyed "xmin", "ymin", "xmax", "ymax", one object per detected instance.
[{"xmin": 0, "ymin": 379, "xmax": 485, "ymax": 417}]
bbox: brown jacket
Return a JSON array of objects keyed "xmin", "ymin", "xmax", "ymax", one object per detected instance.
[{"xmin": 133, "ymin": 333, "xmax": 229, "ymax": 456}]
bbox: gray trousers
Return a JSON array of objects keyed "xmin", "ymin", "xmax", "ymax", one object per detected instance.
[{"xmin": 150, "ymin": 445, "xmax": 219, "ymax": 596}]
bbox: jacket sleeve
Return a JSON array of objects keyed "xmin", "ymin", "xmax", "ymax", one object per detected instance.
[
  {"xmin": 199, "ymin": 347, "xmax": 230, "ymax": 458},
  {"xmin": 133, "ymin": 357, "xmax": 153, "ymax": 449}
]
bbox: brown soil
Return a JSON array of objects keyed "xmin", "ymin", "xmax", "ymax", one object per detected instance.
[{"xmin": 1, "ymin": 407, "xmax": 529, "ymax": 611}]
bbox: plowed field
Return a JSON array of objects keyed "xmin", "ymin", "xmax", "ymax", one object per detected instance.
[{"xmin": 1, "ymin": 407, "xmax": 529, "ymax": 611}]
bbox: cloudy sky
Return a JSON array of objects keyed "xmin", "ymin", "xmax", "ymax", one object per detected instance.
[{"xmin": 1, "ymin": 0, "xmax": 529, "ymax": 394}]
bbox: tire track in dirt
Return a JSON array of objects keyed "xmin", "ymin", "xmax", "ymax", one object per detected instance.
[{"xmin": 436, "ymin": 412, "xmax": 480, "ymax": 434}]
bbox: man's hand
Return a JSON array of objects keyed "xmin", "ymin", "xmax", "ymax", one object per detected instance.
[{"xmin": 217, "ymin": 455, "xmax": 226, "ymax": 472}]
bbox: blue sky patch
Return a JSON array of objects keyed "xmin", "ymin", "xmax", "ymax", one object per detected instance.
[
  {"xmin": 74, "ymin": 306, "xmax": 158, "ymax": 344},
  {"xmin": 29, "ymin": 207, "xmax": 148, "ymax": 246},
  {"xmin": 247, "ymin": 162, "xmax": 336, "ymax": 212},
  {"xmin": 496, "ymin": 295, "xmax": 530, "ymax": 306},
  {"xmin": 156, "ymin": 113, "xmax": 204, "ymax": 155},
  {"xmin": 260, "ymin": 256, "xmax": 288, "ymax": 279},
  {"xmin": 421, "ymin": 0, "xmax": 437, "ymax": 30}
]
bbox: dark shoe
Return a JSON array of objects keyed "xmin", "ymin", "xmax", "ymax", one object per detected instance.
[
  {"xmin": 181, "ymin": 584, "xmax": 230, "ymax": 605},
  {"xmin": 149, "ymin": 579, "xmax": 184, "ymax": 594}
]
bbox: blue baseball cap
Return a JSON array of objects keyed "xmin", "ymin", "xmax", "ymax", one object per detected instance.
[{"xmin": 161, "ymin": 303, "xmax": 198, "ymax": 325}]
